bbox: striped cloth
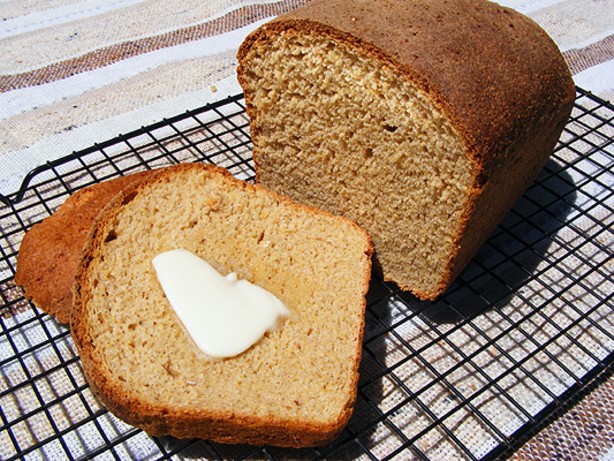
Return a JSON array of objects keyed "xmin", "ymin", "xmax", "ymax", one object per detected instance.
[
  {"xmin": 0, "ymin": 0, "xmax": 612, "ymax": 196},
  {"xmin": 0, "ymin": 0, "xmax": 304, "ymax": 195}
]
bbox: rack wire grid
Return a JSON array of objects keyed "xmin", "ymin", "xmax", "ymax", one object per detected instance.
[{"xmin": 0, "ymin": 88, "xmax": 612, "ymax": 461}]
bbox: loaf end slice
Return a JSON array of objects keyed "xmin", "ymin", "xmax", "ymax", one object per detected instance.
[
  {"xmin": 72, "ymin": 163, "xmax": 373, "ymax": 447},
  {"xmin": 237, "ymin": 0, "xmax": 575, "ymax": 299},
  {"xmin": 15, "ymin": 171, "xmax": 152, "ymax": 323}
]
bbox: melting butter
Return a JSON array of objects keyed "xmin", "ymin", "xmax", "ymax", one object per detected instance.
[{"xmin": 152, "ymin": 248, "xmax": 289, "ymax": 358}]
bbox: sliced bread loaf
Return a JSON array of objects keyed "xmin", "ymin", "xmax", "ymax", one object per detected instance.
[
  {"xmin": 72, "ymin": 163, "xmax": 373, "ymax": 447},
  {"xmin": 237, "ymin": 0, "xmax": 576, "ymax": 299},
  {"xmin": 15, "ymin": 171, "xmax": 152, "ymax": 323}
]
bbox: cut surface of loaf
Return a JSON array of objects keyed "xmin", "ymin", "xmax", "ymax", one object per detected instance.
[
  {"xmin": 72, "ymin": 163, "xmax": 373, "ymax": 447},
  {"xmin": 237, "ymin": 0, "xmax": 576, "ymax": 299},
  {"xmin": 15, "ymin": 171, "xmax": 152, "ymax": 323}
]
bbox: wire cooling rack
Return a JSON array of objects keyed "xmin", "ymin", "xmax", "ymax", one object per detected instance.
[{"xmin": 1, "ymin": 89, "xmax": 612, "ymax": 461}]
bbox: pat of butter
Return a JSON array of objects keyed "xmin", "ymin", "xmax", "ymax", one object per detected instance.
[{"xmin": 152, "ymin": 248, "xmax": 289, "ymax": 358}]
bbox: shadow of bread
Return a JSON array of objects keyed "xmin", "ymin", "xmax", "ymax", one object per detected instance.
[
  {"xmin": 329, "ymin": 158, "xmax": 578, "ymax": 459},
  {"xmin": 396, "ymin": 158, "xmax": 577, "ymax": 324}
]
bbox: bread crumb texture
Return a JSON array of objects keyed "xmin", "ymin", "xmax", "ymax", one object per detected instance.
[
  {"xmin": 73, "ymin": 163, "xmax": 373, "ymax": 447},
  {"xmin": 238, "ymin": 0, "xmax": 575, "ymax": 299},
  {"xmin": 243, "ymin": 30, "xmax": 473, "ymax": 296}
]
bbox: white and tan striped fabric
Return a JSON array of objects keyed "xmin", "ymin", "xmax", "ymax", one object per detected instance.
[
  {"xmin": 0, "ymin": 0, "xmax": 305, "ymax": 194},
  {"xmin": 0, "ymin": 0, "xmax": 612, "ymax": 195}
]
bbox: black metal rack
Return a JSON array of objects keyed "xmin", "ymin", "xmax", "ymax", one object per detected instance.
[{"xmin": 1, "ymin": 88, "xmax": 612, "ymax": 461}]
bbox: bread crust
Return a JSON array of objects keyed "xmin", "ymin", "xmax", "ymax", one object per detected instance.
[
  {"xmin": 239, "ymin": 0, "xmax": 574, "ymax": 177},
  {"xmin": 72, "ymin": 163, "xmax": 373, "ymax": 447},
  {"xmin": 15, "ymin": 171, "xmax": 153, "ymax": 323},
  {"xmin": 237, "ymin": 0, "xmax": 575, "ymax": 299}
]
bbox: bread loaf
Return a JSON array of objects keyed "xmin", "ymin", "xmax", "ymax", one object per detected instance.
[
  {"xmin": 72, "ymin": 163, "xmax": 373, "ymax": 447},
  {"xmin": 15, "ymin": 171, "xmax": 152, "ymax": 323},
  {"xmin": 237, "ymin": 0, "xmax": 575, "ymax": 299}
]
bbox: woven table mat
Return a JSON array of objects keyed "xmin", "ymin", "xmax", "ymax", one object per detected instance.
[{"xmin": 511, "ymin": 373, "xmax": 613, "ymax": 461}]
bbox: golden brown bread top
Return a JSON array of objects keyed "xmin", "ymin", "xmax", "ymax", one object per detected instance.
[
  {"xmin": 238, "ymin": 0, "xmax": 576, "ymax": 182},
  {"xmin": 15, "ymin": 171, "xmax": 153, "ymax": 323}
]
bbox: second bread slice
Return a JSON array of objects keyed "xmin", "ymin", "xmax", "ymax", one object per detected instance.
[{"xmin": 72, "ymin": 163, "xmax": 373, "ymax": 447}]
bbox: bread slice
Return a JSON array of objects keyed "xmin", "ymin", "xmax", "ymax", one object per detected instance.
[
  {"xmin": 15, "ymin": 171, "xmax": 152, "ymax": 323},
  {"xmin": 237, "ymin": 0, "xmax": 575, "ymax": 299},
  {"xmin": 72, "ymin": 163, "xmax": 373, "ymax": 447}
]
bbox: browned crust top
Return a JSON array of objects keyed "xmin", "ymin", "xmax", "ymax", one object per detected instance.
[{"xmin": 237, "ymin": 0, "xmax": 575, "ymax": 181}]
